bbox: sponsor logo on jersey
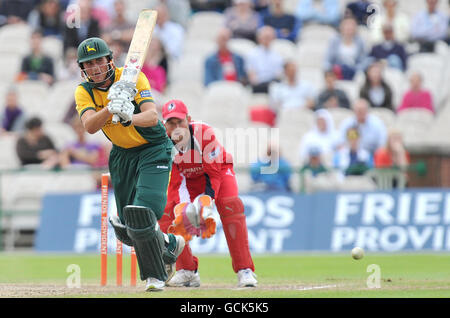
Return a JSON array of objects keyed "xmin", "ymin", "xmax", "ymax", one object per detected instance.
[
  {"xmin": 140, "ymin": 90, "xmax": 152, "ymax": 98},
  {"xmin": 208, "ymin": 147, "xmax": 221, "ymax": 160}
]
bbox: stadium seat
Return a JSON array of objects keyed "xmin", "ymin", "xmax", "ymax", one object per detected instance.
[
  {"xmin": 383, "ymin": 67, "xmax": 407, "ymax": 109},
  {"xmin": 299, "ymin": 25, "xmax": 338, "ymax": 43},
  {"xmin": 301, "ymin": 170, "xmax": 341, "ymax": 193},
  {"xmin": 271, "ymin": 38, "xmax": 297, "ymax": 61},
  {"xmin": 0, "ymin": 53, "xmax": 22, "ymax": 84},
  {"xmin": 164, "ymin": 81, "xmax": 205, "ymax": 119},
  {"xmin": 41, "ymin": 36, "xmax": 63, "ymax": 62},
  {"xmin": 370, "ymin": 108, "xmax": 396, "ymax": 129},
  {"xmin": 335, "ymin": 80, "xmax": 359, "ymax": 104},
  {"xmin": 395, "ymin": 108, "xmax": 434, "ymax": 148},
  {"xmin": 0, "ymin": 135, "xmax": 20, "ymax": 169},
  {"xmin": 0, "ymin": 24, "xmax": 31, "ymax": 55},
  {"xmin": 296, "ymin": 41, "xmax": 329, "ymax": 68},
  {"xmin": 0, "ymin": 171, "xmax": 97, "ymax": 213},
  {"xmin": 327, "ymin": 107, "xmax": 354, "ymax": 127},
  {"xmin": 186, "ymin": 12, "xmax": 225, "ymax": 41},
  {"xmin": 44, "ymin": 80, "xmax": 79, "ymax": 122},
  {"xmin": 16, "ymin": 81, "xmax": 50, "ymax": 117},
  {"xmin": 338, "ymin": 175, "xmax": 377, "ymax": 191},
  {"xmin": 168, "ymin": 53, "xmax": 204, "ymax": 84},
  {"xmin": 200, "ymin": 81, "xmax": 251, "ymax": 128},
  {"xmin": 228, "ymin": 38, "xmax": 257, "ymax": 58},
  {"xmin": 45, "ymin": 122, "xmax": 77, "ymax": 150},
  {"xmin": 183, "ymin": 38, "xmax": 217, "ymax": 60},
  {"xmin": 298, "ymin": 66, "xmax": 325, "ymax": 92}
]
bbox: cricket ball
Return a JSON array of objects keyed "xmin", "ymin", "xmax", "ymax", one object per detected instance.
[{"xmin": 351, "ymin": 247, "xmax": 364, "ymax": 260}]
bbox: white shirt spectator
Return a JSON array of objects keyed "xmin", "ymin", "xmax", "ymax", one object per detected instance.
[
  {"xmin": 245, "ymin": 46, "xmax": 283, "ymax": 85},
  {"xmin": 269, "ymin": 79, "xmax": 316, "ymax": 110},
  {"xmin": 154, "ymin": 21, "xmax": 184, "ymax": 60},
  {"xmin": 339, "ymin": 114, "xmax": 387, "ymax": 154},
  {"xmin": 410, "ymin": 8, "xmax": 448, "ymax": 43},
  {"xmin": 298, "ymin": 109, "xmax": 338, "ymax": 165}
]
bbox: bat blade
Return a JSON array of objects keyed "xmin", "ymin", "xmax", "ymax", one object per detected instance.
[{"xmin": 112, "ymin": 9, "xmax": 158, "ymax": 124}]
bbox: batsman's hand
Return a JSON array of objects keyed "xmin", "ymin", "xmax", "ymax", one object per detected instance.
[
  {"xmin": 107, "ymin": 80, "xmax": 137, "ymax": 124},
  {"xmin": 107, "ymin": 99, "xmax": 134, "ymax": 126}
]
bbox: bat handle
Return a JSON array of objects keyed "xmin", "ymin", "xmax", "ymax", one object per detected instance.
[{"xmin": 112, "ymin": 114, "xmax": 120, "ymax": 124}]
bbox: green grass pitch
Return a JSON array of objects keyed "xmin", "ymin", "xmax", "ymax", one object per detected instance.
[{"xmin": 0, "ymin": 253, "xmax": 449, "ymax": 297}]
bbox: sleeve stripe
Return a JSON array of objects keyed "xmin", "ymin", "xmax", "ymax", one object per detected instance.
[
  {"xmin": 138, "ymin": 98, "xmax": 154, "ymax": 107},
  {"xmin": 79, "ymin": 107, "xmax": 96, "ymax": 118}
]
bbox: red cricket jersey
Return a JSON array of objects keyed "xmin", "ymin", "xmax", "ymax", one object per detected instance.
[{"xmin": 167, "ymin": 122, "xmax": 234, "ymax": 204}]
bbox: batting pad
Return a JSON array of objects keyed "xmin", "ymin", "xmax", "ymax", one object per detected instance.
[
  {"xmin": 109, "ymin": 215, "xmax": 133, "ymax": 246},
  {"xmin": 123, "ymin": 205, "xmax": 167, "ymax": 282}
]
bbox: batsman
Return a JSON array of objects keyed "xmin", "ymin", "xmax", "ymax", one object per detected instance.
[{"xmin": 74, "ymin": 37, "xmax": 184, "ymax": 291}]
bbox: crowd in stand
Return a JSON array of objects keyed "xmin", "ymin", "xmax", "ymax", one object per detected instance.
[{"xmin": 0, "ymin": 0, "xmax": 448, "ymax": 192}]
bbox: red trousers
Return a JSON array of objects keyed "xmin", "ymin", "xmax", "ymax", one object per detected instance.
[{"xmin": 159, "ymin": 165, "xmax": 255, "ymax": 273}]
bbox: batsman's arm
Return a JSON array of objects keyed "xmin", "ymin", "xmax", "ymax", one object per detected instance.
[
  {"xmin": 132, "ymin": 101, "xmax": 159, "ymax": 127},
  {"xmin": 81, "ymin": 108, "xmax": 112, "ymax": 134}
]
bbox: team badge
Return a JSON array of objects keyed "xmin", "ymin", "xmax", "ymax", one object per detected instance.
[{"xmin": 168, "ymin": 103, "xmax": 175, "ymax": 111}]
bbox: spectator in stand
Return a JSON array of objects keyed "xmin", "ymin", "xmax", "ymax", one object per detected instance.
[
  {"xmin": 107, "ymin": 38, "xmax": 126, "ymax": 67},
  {"xmin": 397, "ymin": 71, "xmax": 435, "ymax": 114},
  {"xmin": 60, "ymin": 116, "xmax": 105, "ymax": 169},
  {"xmin": 359, "ymin": 61, "xmax": 394, "ymax": 110},
  {"xmin": 252, "ymin": 0, "xmax": 269, "ymax": 12},
  {"xmin": 204, "ymin": 27, "xmax": 248, "ymax": 86},
  {"xmin": 295, "ymin": 0, "xmax": 341, "ymax": 28},
  {"xmin": 250, "ymin": 141, "xmax": 292, "ymax": 192},
  {"xmin": 300, "ymin": 146, "xmax": 328, "ymax": 177},
  {"xmin": 224, "ymin": 0, "xmax": 260, "ymax": 42},
  {"xmin": 28, "ymin": 0, "xmax": 64, "ymax": 39},
  {"xmin": 189, "ymin": 0, "xmax": 232, "ymax": 12},
  {"xmin": 333, "ymin": 126, "xmax": 373, "ymax": 176},
  {"xmin": 57, "ymin": 47, "xmax": 80, "ymax": 81},
  {"xmin": 0, "ymin": 87, "xmax": 26, "ymax": 135},
  {"xmin": 151, "ymin": 0, "xmax": 192, "ymax": 29},
  {"xmin": 298, "ymin": 109, "xmax": 337, "ymax": 166},
  {"xmin": 345, "ymin": 0, "xmax": 375, "ymax": 26},
  {"xmin": 101, "ymin": 0, "xmax": 134, "ymax": 45},
  {"xmin": 153, "ymin": 3, "xmax": 185, "ymax": 60},
  {"xmin": 339, "ymin": 98, "xmax": 387, "ymax": 155},
  {"xmin": 369, "ymin": 23, "xmax": 408, "ymax": 71},
  {"xmin": 142, "ymin": 36, "xmax": 168, "ymax": 93},
  {"xmin": 410, "ymin": 0, "xmax": 448, "ymax": 53},
  {"xmin": 369, "ymin": 0, "xmax": 410, "ymax": 44},
  {"xmin": 316, "ymin": 70, "xmax": 351, "ymax": 110},
  {"xmin": 18, "ymin": 29, "xmax": 55, "ymax": 85},
  {"xmin": 268, "ymin": 60, "xmax": 316, "ymax": 111},
  {"xmin": 259, "ymin": 0, "xmax": 302, "ymax": 43},
  {"xmin": 324, "ymin": 16, "xmax": 368, "ymax": 80},
  {"xmin": 374, "ymin": 128, "xmax": 409, "ymax": 169},
  {"xmin": 16, "ymin": 117, "xmax": 60, "ymax": 169},
  {"xmin": 0, "ymin": 0, "xmax": 35, "ymax": 26},
  {"xmin": 245, "ymin": 25, "xmax": 284, "ymax": 93},
  {"xmin": 63, "ymin": 0, "xmax": 101, "ymax": 52}
]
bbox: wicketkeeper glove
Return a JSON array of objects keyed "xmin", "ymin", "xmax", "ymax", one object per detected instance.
[{"xmin": 167, "ymin": 195, "xmax": 217, "ymax": 242}]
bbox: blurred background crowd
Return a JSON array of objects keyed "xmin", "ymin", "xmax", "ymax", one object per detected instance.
[{"xmin": 0, "ymin": 0, "xmax": 449, "ymax": 197}]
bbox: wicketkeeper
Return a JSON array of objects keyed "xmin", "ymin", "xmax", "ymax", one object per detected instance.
[
  {"xmin": 74, "ymin": 37, "xmax": 184, "ymax": 291},
  {"xmin": 159, "ymin": 99, "xmax": 257, "ymax": 288}
]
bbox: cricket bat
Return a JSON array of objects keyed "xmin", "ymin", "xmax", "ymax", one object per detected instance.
[{"xmin": 112, "ymin": 9, "xmax": 158, "ymax": 124}]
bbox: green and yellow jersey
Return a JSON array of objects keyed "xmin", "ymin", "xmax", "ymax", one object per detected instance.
[{"xmin": 75, "ymin": 67, "xmax": 167, "ymax": 149}]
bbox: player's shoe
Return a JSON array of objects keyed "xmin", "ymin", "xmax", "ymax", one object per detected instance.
[
  {"xmin": 237, "ymin": 268, "xmax": 257, "ymax": 287},
  {"xmin": 165, "ymin": 235, "xmax": 185, "ymax": 283},
  {"xmin": 146, "ymin": 277, "xmax": 165, "ymax": 292},
  {"xmin": 166, "ymin": 269, "xmax": 201, "ymax": 287}
]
